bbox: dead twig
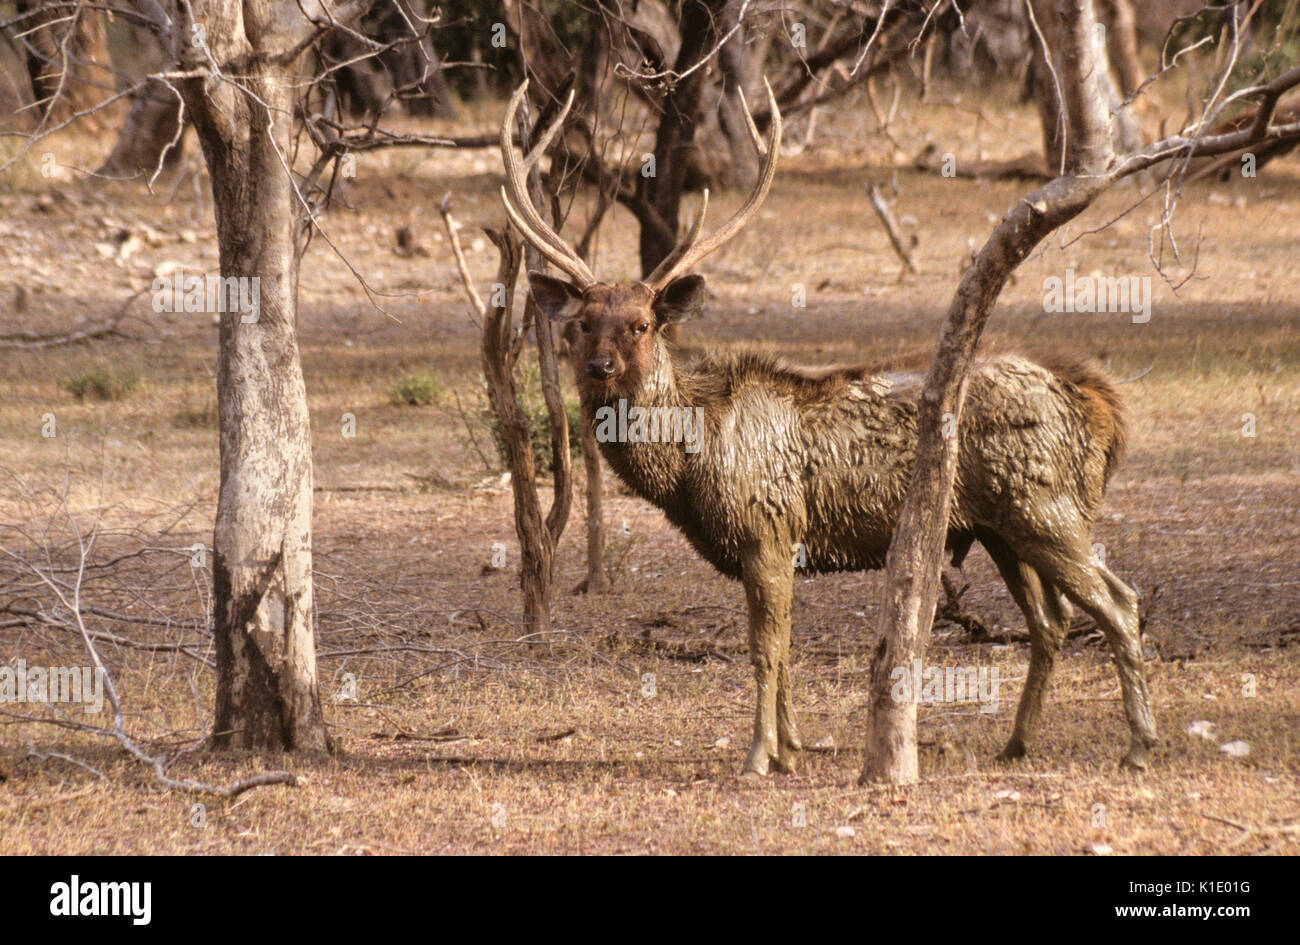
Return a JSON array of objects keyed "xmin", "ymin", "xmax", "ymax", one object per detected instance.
[{"xmin": 865, "ymin": 182, "xmax": 918, "ymax": 276}]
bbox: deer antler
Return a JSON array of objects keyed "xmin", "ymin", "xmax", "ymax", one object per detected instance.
[
  {"xmin": 642, "ymin": 78, "xmax": 783, "ymax": 292},
  {"xmin": 499, "ymin": 80, "xmax": 597, "ymax": 288}
]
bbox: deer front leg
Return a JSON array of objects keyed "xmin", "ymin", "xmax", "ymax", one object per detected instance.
[{"xmin": 741, "ymin": 540, "xmax": 795, "ymax": 776}]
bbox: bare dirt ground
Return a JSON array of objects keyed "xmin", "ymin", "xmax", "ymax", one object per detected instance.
[{"xmin": 1, "ymin": 87, "xmax": 1297, "ymax": 854}]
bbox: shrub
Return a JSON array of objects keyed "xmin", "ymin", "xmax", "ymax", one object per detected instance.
[
  {"xmin": 487, "ymin": 362, "xmax": 582, "ymax": 474},
  {"xmin": 173, "ymin": 398, "xmax": 218, "ymax": 429},
  {"xmin": 390, "ymin": 370, "xmax": 443, "ymax": 406},
  {"xmin": 63, "ymin": 365, "xmax": 139, "ymax": 402}
]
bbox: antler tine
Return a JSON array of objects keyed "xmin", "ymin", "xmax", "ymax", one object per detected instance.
[
  {"xmin": 499, "ymin": 80, "xmax": 597, "ymax": 287},
  {"xmin": 737, "ymin": 84, "xmax": 768, "ymax": 155},
  {"xmin": 521, "ymin": 85, "xmax": 576, "ymax": 174},
  {"xmin": 644, "ymin": 77, "xmax": 782, "ymax": 292}
]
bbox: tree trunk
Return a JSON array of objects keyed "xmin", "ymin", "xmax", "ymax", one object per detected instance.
[
  {"xmin": 97, "ymin": 79, "xmax": 183, "ymax": 179},
  {"xmin": 478, "ymin": 230, "xmax": 554, "ymax": 632},
  {"xmin": 1029, "ymin": 0, "xmax": 1067, "ymax": 174},
  {"xmin": 1099, "ymin": 0, "xmax": 1143, "ymax": 98},
  {"xmin": 1031, "ymin": 0, "xmax": 1140, "ymax": 173},
  {"xmin": 580, "ymin": 407, "xmax": 608, "ymax": 593},
  {"xmin": 179, "ymin": 0, "xmax": 337, "ymax": 753},
  {"xmin": 861, "ymin": 0, "xmax": 1115, "ymax": 785},
  {"xmin": 638, "ymin": 0, "xmax": 717, "ymax": 276},
  {"xmin": 577, "ymin": 6, "xmax": 613, "ymax": 117},
  {"xmin": 515, "ymin": 85, "xmax": 574, "ymax": 630},
  {"xmin": 373, "ymin": 0, "xmax": 457, "ymax": 119},
  {"xmin": 15, "ymin": 1, "xmax": 116, "ymax": 128},
  {"xmin": 716, "ymin": 0, "xmax": 758, "ymax": 189}
]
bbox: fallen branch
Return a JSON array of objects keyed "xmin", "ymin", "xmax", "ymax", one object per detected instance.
[
  {"xmin": 0, "ymin": 783, "xmax": 96, "ymax": 814},
  {"xmin": 0, "ymin": 287, "xmax": 145, "ymax": 348},
  {"xmin": 603, "ymin": 632, "xmax": 737, "ymax": 663},
  {"xmin": 865, "ymin": 182, "xmax": 918, "ymax": 275},
  {"xmin": 935, "ymin": 573, "xmax": 1019, "ymax": 643}
]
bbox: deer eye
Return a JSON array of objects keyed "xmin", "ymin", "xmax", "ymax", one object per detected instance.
[
  {"xmin": 633, "ymin": 323, "xmax": 650, "ymax": 335},
  {"xmin": 578, "ymin": 322, "xmax": 592, "ymax": 334}
]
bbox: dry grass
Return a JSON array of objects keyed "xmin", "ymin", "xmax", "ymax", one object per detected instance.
[{"xmin": 1, "ymin": 82, "xmax": 1298, "ymax": 854}]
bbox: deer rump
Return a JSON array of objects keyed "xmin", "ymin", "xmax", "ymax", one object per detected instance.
[{"xmin": 594, "ymin": 351, "xmax": 1125, "ymax": 581}]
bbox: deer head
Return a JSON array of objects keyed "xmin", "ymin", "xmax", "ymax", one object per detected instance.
[{"xmin": 499, "ymin": 79, "xmax": 782, "ymax": 395}]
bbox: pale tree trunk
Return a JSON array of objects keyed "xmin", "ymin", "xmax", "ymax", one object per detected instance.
[
  {"xmin": 1030, "ymin": 0, "xmax": 1140, "ymax": 173},
  {"xmin": 861, "ymin": 0, "xmax": 1116, "ymax": 785},
  {"xmin": 176, "ymin": 0, "xmax": 370, "ymax": 752}
]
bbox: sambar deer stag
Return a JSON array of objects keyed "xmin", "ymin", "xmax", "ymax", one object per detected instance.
[{"xmin": 500, "ymin": 80, "xmax": 1157, "ymax": 776}]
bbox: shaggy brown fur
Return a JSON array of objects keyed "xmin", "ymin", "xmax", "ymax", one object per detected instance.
[{"xmin": 531, "ymin": 272, "xmax": 1157, "ymax": 777}]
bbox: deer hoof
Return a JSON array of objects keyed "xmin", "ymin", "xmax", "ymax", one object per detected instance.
[
  {"xmin": 742, "ymin": 749, "xmax": 771, "ymax": 777},
  {"xmin": 1119, "ymin": 744, "xmax": 1151, "ymax": 771}
]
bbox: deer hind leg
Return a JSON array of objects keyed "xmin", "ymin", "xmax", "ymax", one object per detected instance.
[
  {"xmin": 1019, "ymin": 532, "xmax": 1157, "ymax": 770},
  {"xmin": 740, "ymin": 540, "xmax": 796, "ymax": 776},
  {"xmin": 981, "ymin": 533, "xmax": 1069, "ymax": 761},
  {"xmin": 777, "ymin": 657, "xmax": 802, "ymax": 759}
]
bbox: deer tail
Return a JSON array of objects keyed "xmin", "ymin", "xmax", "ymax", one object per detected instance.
[{"xmin": 1044, "ymin": 355, "xmax": 1128, "ymax": 494}]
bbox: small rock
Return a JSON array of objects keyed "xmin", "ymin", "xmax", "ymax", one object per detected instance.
[{"xmin": 1218, "ymin": 740, "xmax": 1250, "ymax": 758}]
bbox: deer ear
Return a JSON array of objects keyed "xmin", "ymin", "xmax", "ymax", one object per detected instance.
[
  {"xmin": 528, "ymin": 272, "xmax": 584, "ymax": 321},
  {"xmin": 653, "ymin": 274, "xmax": 707, "ymax": 324}
]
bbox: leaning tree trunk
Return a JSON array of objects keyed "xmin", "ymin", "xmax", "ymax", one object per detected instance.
[
  {"xmin": 178, "ymin": 0, "xmax": 345, "ymax": 753},
  {"xmin": 861, "ymin": 0, "xmax": 1116, "ymax": 784},
  {"xmin": 97, "ymin": 78, "xmax": 183, "ymax": 179},
  {"xmin": 98, "ymin": 16, "xmax": 182, "ymax": 179}
]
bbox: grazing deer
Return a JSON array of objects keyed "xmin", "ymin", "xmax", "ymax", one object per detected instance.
[{"xmin": 500, "ymin": 81, "xmax": 1157, "ymax": 776}]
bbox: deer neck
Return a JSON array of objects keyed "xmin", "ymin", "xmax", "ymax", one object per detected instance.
[{"xmin": 581, "ymin": 341, "xmax": 693, "ymax": 508}]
